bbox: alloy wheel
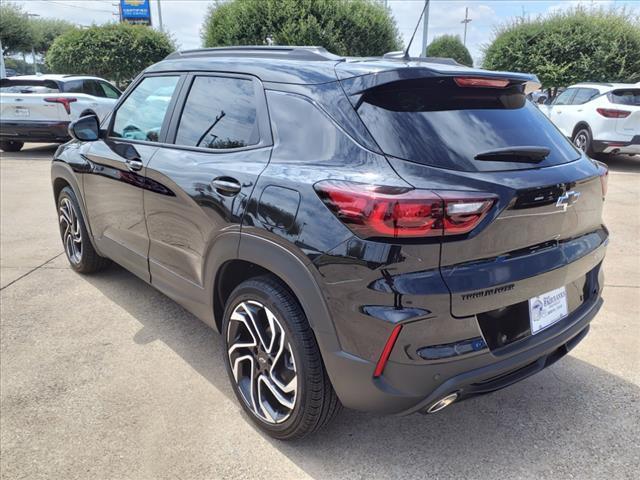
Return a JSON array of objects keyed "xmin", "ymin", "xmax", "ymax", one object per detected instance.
[
  {"xmin": 227, "ymin": 300, "xmax": 298, "ymax": 424},
  {"xmin": 59, "ymin": 197, "xmax": 82, "ymax": 264},
  {"xmin": 574, "ymin": 131, "xmax": 588, "ymax": 152}
]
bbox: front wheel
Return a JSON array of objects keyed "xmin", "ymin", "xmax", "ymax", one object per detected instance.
[
  {"xmin": 0, "ymin": 140, "xmax": 24, "ymax": 152},
  {"xmin": 572, "ymin": 128, "xmax": 593, "ymax": 156},
  {"xmin": 57, "ymin": 187, "xmax": 110, "ymax": 273},
  {"xmin": 222, "ymin": 275, "xmax": 341, "ymax": 440}
]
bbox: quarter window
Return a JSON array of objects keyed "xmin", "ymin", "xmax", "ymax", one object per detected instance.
[
  {"xmin": 572, "ymin": 88, "xmax": 599, "ymax": 105},
  {"xmin": 175, "ymin": 76, "xmax": 259, "ymax": 150},
  {"xmin": 111, "ymin": 76, "xmax": 179, "ymax": 143},
  {"xmin": 552, "ymin": 89, "xmax": 577, "ymax": 106}
]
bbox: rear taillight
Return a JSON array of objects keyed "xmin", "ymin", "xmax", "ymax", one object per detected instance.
[
  {"xmin": 44, "ymin": 97, "xmax": 77, "ymax": 115},
  {"xmin": 600, "ymin": 167, "xmax": 609, "ymax": 198},
  {"xmin": 454, "ymin": 77, "xmax": 510, "ymax": 88},
  {"xmin": 314, "ymin": 180, "xmax": 495, "ymax": 239},
  {"xmin": 596, "ymin": 108, "xmax": 630, "ymax": 118}
]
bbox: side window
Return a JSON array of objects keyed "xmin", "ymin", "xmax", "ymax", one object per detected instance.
[
  {"xmin": 99, "ymin": 81, "xmax": 121, "ymax": 99},
  {"xmin": 63, "ymin": 80, "xmax": 83, "ymax": 93},
  {"xmin": 572, "ymin": 88, "xmax": 599, "ymax": 105},
  {"xmin": 553, "ymin": 89, "xmax": 577, "ymax": 106},
  {"xmin": 83, "ymin": 80, "xmax": 103, "ymax": 97},
  {"xmin": 111, "ymin": 76, "xmax": 179, "ymax": 143},
  {"xmin": 175, "ymin": 76, "xmax": 259, "ymax": 149}
]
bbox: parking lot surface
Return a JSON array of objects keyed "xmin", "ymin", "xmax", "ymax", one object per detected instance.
[{"xmin": 1, "ymin": 144, "xmax": 639, "ymax": 479}]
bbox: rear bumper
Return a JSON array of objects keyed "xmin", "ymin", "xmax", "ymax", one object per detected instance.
[
  {"xmin": 593, "ymin": 136, "xmax": 640, "ymax": 155},
  {"xmin": 321, "ymin": 294, "xmax": 602, "ymax": 415},
  {"xmin": 0, "ymin": 120, "xmax": 70, "ymax": 143}
]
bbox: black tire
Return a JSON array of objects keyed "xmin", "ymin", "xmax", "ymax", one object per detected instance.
[
  {"xmin": 572, "ymin": 127, "xmax": 593, "ymax": 156},
  {"xmin": 222, "ymin": 275, "xmax": 341, "ymax": 440},
  {"xmin": 0, "ymin": 140, "xmax": 24, "ymax": 152},
  {"xmin": 57, "ymin": 187, "xmax": 110, "ymax": 274}
]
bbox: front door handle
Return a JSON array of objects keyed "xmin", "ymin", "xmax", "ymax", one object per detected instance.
[
  {"xmin": 211, "ymin": 177, "xmax": 242, "ymax": 196},
  {"xmin": 126, "ymin": 159, "xmax": 143, "ymax": 172}
]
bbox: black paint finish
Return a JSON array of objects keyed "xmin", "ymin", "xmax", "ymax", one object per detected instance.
[{"xmin": 52, "ymin": 51, "xmax": 608, "ymax": 415}]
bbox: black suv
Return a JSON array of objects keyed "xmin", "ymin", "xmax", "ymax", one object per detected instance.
[{"xmin": 52, "ymin": 47, "xmax": 608, "ymax": 439}]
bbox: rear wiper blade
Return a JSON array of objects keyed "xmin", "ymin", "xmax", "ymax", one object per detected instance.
[{"xmin": 474, "ymin": 146, "xmax": 551, "ymax": 163}]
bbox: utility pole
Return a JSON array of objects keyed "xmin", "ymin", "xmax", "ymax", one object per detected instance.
[
  {"xmin": 157, "ymin": 0, "xmax": 164, "ymax": 32},
  {"xmin": 420, "ymin": 0, "xmax": 430, "ymax": 56},
  {"xmin": 461, "ymin": 7, "xmax": 472, "ymax": 46}
]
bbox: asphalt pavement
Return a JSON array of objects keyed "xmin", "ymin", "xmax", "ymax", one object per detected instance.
[{"xmin": 1, "ymin": 144, "xmax": 639, "ymax": 479}]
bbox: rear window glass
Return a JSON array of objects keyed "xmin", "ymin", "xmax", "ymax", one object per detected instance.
[
  {"xmin": 609, "ymin": 89, "xmax": 640, "ymax": 106},
  {"xmin": 0, "ymin": 79, "xmax": 59, "ymax": 93},
  {"xmin": 356, "ymin": 78, "xmax": 579, "ymax": 171}
]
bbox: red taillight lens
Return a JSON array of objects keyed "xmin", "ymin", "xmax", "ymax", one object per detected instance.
[
  {"xmin": 454, "ymin": 77, "xmax": 510, "ymax": 88},
  {"xmin": 373, "ymin": 324, "xmax": 403, "ymax": 378},
  {"xmin": 44, "ymin": 97, "xmax": 77, "ymax": 114},
  {"xmin": 314, "ymin": 180, "xmax": 495, "ymax": 239},
  {"xmin": 596, "ymin": 108, "xmax": 631, "ymax": 118},
  {"xmin": 600, "ymin": 167, "xmax": 609, "ymax": 198}
]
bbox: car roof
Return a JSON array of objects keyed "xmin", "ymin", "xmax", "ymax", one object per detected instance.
[
  {"xmin": 569, "ymin": 82, "xmax": 639, "ymax": 93},
  {"xmin": 148, "ymin": 46, "xmax": 539, "ymax": 86}
]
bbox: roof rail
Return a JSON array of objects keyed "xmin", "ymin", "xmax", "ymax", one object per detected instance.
[
  {"xmin": 165, "ymin": 46, "xmax": 344, "ymax": 62},
  {"xmin": 576, "ymin": 82, "xmax": 614, "ymax": 87}
]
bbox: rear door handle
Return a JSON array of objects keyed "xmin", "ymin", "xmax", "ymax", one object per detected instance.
[
  {"xmin": 211, "ymin": 177, "xmax": 241, "ymax": 196},
  {"xmin": 126, "ymin": 159, "xmax": 143, "ymax": 172}
]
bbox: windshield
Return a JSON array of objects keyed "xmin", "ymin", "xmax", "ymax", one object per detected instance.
[{"xmin": 355, "ymin": 78, "xmax": 580, "ymax": 172}]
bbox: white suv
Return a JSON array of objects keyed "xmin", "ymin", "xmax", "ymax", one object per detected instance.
[
  {"xmin": 0, "ymin": 74, "xmax": 121, "ymax": 152},
  {"xmin": 543, "ymin": 82, "xmax": 639, "ymax": 157}
]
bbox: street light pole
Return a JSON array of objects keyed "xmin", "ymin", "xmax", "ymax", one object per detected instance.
[
  {"xmin": 461, "ymin": 7, "xmax": 472, "ymax": 46},
  {"xmin": 0, "ymin": 39, "xmax": 6, "ymax": 78},
  {"xmin": 157, "ymin": 0, "xmax": 164, "ymax": 32},
  {"xmin": 25, "ymin": 12, "xmax": 40, "ymax": 74},
  {"xmin": 420, "ymin": 0, "xmax": 430, "ymax": 56}
]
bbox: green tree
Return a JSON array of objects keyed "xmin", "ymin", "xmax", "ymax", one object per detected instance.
[
  {"xmin": 0, "ymin": 2, "xmax": 32, "ymax": 54},
  {"xmin": 426, "ymin": 34, "xmax": 473, "ymax": 66},
  {"xmin": 201, "ymin": 0, "xmax": 401, "ymax": 56},
  {"xmin": 46, "ymin": 23, "xmax": 175, "ymax": 87},
  {"xmin": 484, "ymin": 7, "xmax": 640, "ymax": 95},
  {"xmin": 30, "ymin": 18, "xmax": 77, "ymax": 55}
]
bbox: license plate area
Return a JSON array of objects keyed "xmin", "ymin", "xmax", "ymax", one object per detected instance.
[
  {"xmin": 529, "ymin": 286, "xmax": 568, "ymax": 334},
  {"xmin": 14, "ymin": 107, "xmax": 30, "ymax": 117},
  {"xmin": 477, "ymin": 271, "xmax": 594, "ymax": 351}
]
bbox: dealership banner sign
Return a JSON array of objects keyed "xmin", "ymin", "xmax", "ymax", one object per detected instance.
[{"xmin": 121, "ymin": 0, "xmax": 152, "ymax": 25}]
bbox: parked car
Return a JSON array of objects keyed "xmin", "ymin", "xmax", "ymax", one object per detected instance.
[
  {"xmin": 51, "ymin": 47, "xmax": 609, "ymax": 439},
  {"xmin": 543, "ymin": 82, "xmax": 639, "ymax": 156},
  {"xmin": 0, "ymin": 74, "xmax": 121, "ymax": 152}
]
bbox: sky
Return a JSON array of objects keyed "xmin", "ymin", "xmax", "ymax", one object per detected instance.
[{"xmin": 11, "ymin": 0, "xmax": 640, "ymax": 66}]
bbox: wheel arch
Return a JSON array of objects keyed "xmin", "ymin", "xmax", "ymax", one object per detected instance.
[
  {"xmin": 210, "ymin": 233, "xmax": 341, "ymax": 355},
  {"xmin": 572, "ymin": 121, "xmax": 592, "ymax": 139},
  {"xmin": 51, "ymin": 160, "xmax": 101, "ymax": 254}
]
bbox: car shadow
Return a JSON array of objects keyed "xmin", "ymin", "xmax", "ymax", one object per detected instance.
[
  {"xmin": 83, "ymin": 263, "xmax": 639, "ymax": 479},
  {"xmin": 0, "ymin": 143, "xmax": 58, "ymax": 161}
]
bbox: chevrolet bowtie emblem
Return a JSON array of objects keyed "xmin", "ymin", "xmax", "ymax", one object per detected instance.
[{"xmin": 556, "ymin": 190, "xmax": 581, "ymax": 211}]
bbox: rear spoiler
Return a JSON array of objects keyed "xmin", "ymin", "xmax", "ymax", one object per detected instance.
[
  {"xmin": 336, "ymin": 65, "xmax": 541, "ymax": 97},
  {"xmin": 0, "ymin": 78, "xmax": 60, "ymax": 90}
]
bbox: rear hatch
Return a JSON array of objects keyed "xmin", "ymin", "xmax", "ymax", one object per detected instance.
[
  {"xmin": 347, "ymin": 72, "xmax": 607, "ymax": 342},
  {"xmin": 607, "ymin": 88, "xmax": 640, "ymax": 137},
  {"xmin": 0, "ymin": 78, "xmax": 67, "ymax": 122}
]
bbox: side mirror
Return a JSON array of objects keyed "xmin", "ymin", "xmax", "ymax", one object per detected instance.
[{"xmin": 69, "ymin": 115, "xmax": 100, "ymax": 141}]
